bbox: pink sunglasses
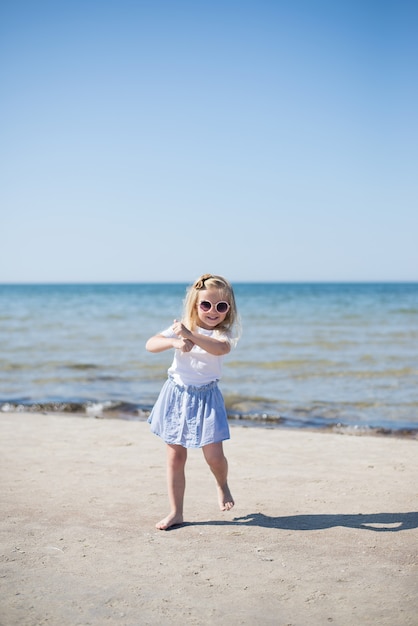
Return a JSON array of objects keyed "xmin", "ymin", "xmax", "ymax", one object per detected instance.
[{"xmin": 198, "ymin": 300, "xmax": 230, "ymax": 314}]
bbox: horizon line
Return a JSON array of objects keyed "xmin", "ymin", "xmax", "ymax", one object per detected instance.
[{"xmin": 1, "ymin": 280, "xmax": 417, "ymax": 286}]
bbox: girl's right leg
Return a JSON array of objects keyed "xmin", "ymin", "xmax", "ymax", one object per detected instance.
[{"xmin": 156, "ymin": 444, "xmax": 187, "ymax": 530}]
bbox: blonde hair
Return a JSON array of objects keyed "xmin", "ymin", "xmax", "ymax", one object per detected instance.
[{"xmin": 183, "ymin": 273, "xmax": 239, "ymax": 335}]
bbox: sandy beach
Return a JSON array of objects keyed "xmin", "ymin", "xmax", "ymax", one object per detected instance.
[{"xmin": 1, "ymin": 412, "xmax": 417, "ymax": 626}]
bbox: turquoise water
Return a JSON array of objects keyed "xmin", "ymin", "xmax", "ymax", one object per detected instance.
[{"xmin": 0, "ymin": 283, "xmax": 417, "ymax": 435}]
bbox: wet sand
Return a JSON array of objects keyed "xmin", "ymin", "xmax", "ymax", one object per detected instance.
[{"xmin": 1, "ymin": 412, "xmax": 417, "ymax": 625}]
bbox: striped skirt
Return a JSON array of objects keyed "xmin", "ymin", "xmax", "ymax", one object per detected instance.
[{"xmin": 147, "ymin": 377, "xmax": 230, "ymax": 448}]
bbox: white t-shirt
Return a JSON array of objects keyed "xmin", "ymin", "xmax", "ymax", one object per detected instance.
[{"xmin": 161, "ymin": 326, "xmax": 233, "ymax": 387}]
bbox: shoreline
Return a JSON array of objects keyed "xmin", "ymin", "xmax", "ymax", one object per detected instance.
[
  {"xmin": 1, "ymin": 406, "xmax": 418, "ymax": 440},
  {"xmin": 1, "ymin": 411, "xmax": 417, "ymax": 625}
]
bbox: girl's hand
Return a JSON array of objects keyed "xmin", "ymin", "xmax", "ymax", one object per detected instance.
[
  {"xmin": 172, "ymin": 320, "xmax": 194, "ymax": 352},
  {"xmin": 172, "ymin": 319, "xmax": 190, "ymax": 339},
  {"xmin": 173, "ymin": 337, "xmax": 194, "ymax": 352}
]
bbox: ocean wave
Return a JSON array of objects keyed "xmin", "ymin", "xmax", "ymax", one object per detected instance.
[
  {"xmin": 228, "ymin": 359, "xmax": 336, "ymax": 370},
  {"xmin": 65, "ymin": 363, "xmax": 99, "ymax": 370},
  {"xmin": 227, "ymin": 361, "xmax": 418, "ymax": 379},
  {"xmin": 1, "ymin": 399, "xmax": 417, "ymax": 439},
  {"xmin": 0, "ymin": 400, "xmax": 150, "ymax": 418}
]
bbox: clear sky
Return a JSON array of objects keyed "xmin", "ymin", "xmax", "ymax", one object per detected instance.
[{"xmin": 1, "ymin": 0, "xmax": 417, "ymax": 283}]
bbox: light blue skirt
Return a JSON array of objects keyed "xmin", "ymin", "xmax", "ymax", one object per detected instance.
[{"xmin": 147, "ymin": 377, "xmax": 230, "ymax": 448}]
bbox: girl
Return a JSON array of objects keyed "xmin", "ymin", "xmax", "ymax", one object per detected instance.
[{"xmin": 146, "ymin": 273, "xmax": 240, "ymax": 530}]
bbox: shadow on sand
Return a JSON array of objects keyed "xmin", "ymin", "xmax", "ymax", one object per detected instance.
[{"xmin": 179, "ymin": 511, "xmax": 418, "ymax": 532}]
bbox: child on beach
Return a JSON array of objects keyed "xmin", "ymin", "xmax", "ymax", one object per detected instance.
[{"xmin": 146, "ymin": 274, "xmax": 240, "ymax": 530}]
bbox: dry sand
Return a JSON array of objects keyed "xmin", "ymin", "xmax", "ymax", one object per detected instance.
[{"xmin": 1, "ymin": 412, "xmax": 417, "ymax": 626}]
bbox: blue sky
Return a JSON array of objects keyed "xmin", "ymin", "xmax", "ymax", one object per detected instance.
[{"xmin": 1, "ymin": 0, "xmax": 417, "ymax": 283}]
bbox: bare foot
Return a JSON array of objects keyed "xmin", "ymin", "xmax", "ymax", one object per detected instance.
[
  {"xmin": 218, "ymin": 483, "xmax": 234, "ymax": 511},
  {"xmin": 155, "ymin": 512, "xmax": 184, "ymax": 530}
]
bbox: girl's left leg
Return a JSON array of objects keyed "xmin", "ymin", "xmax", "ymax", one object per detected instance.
[{"xmin": 202, "ymin": 442, "xmax": 234, "ymax": 511}]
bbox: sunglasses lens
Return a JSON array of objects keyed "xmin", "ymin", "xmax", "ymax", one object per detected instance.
[
  {"xmin": 199, "ymin": 301, "xmax": 212, "ymax": 312},
  {"xmin": 216, "ymin": 302, "xmax": 229, "ymax": 313}
]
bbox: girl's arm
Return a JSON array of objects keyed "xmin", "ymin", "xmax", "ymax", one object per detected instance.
[
  {"xmin": 172, "ymin": 321, "xmax": 230, "ymax": 356},
  {"xmin": 145, "ymin": 333, "xmax": 193, "ymax": 354}
]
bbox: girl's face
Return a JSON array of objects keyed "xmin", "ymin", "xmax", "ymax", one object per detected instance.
[{"xmin": 196, "ymin": 287, "xmax": 230, "ymax": 330}]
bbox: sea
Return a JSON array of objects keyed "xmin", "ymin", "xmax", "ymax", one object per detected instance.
[{"xmin": 1, "ymin": 282, "xmax": 417, "ymax": 437}]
